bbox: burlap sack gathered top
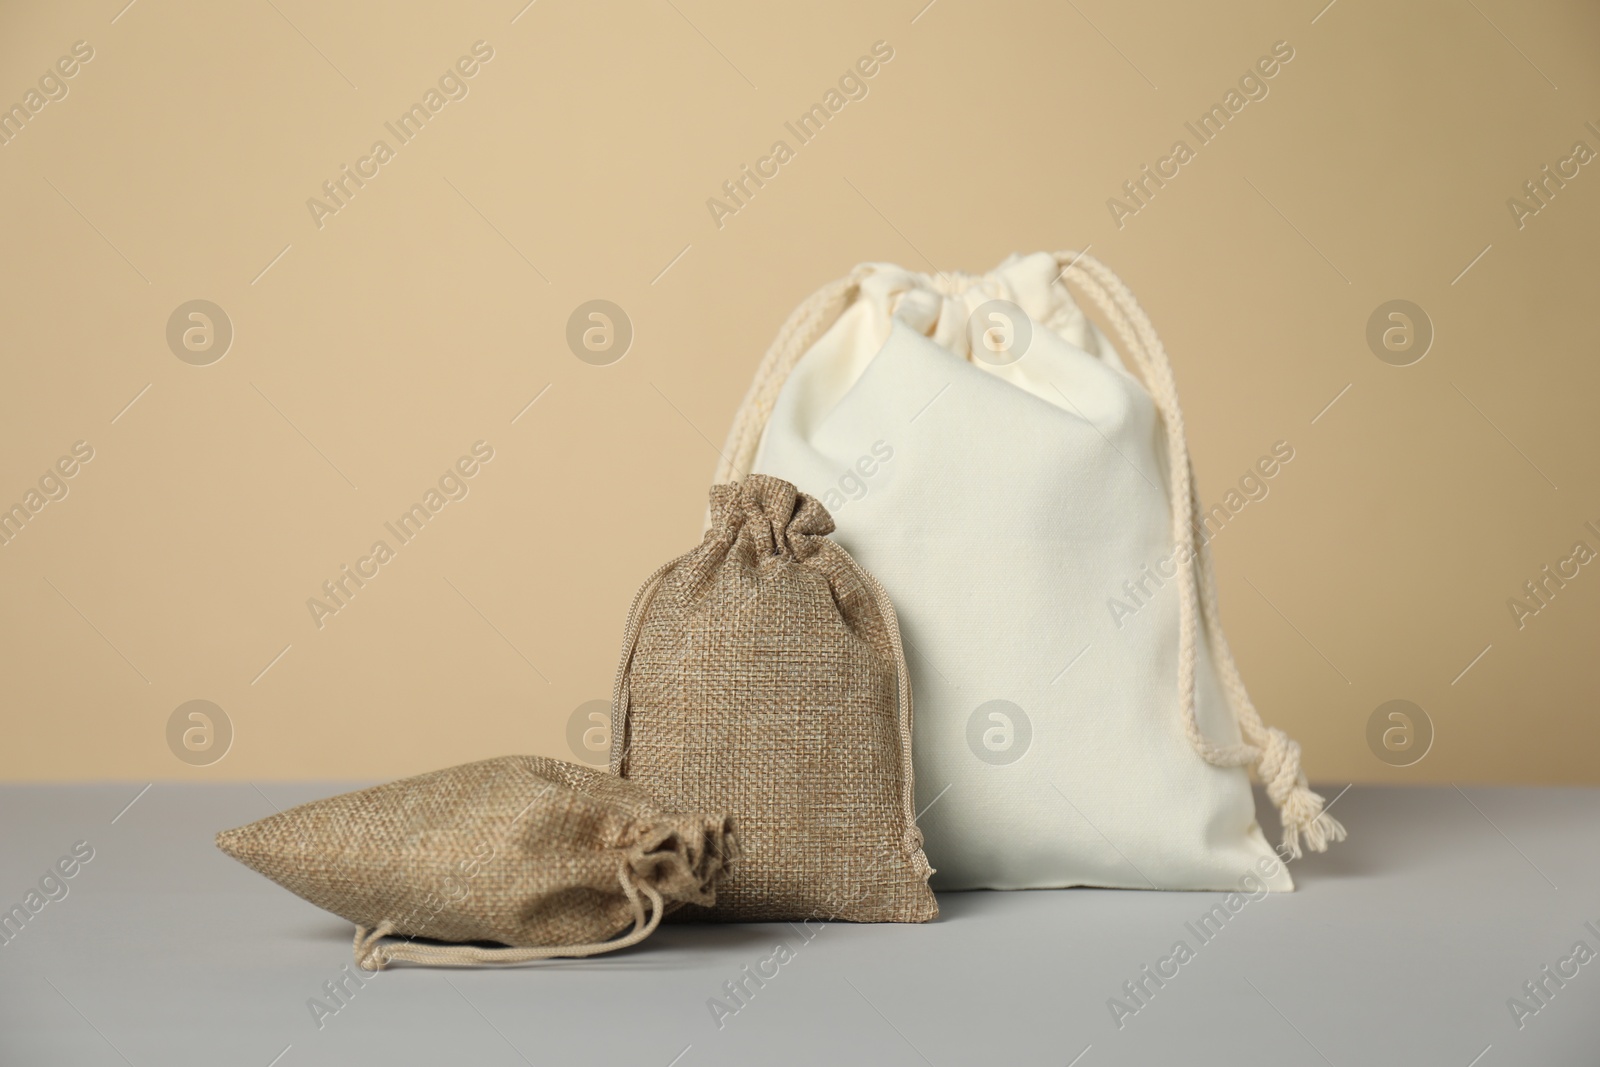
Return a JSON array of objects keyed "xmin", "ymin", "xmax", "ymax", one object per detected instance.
[
  {"xmin": 721, "ymin": 251, "xmax": 1345, "ymax": 892},
  {"xmin": 610, "ymin": 474, "xmax": 937, "ymax": 922},
  {"xmin": 216, "ymin": 755, "xmax": 738, "ymax": 969}
]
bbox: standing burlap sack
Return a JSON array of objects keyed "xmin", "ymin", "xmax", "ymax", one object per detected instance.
[
  {"xmin": 610, "ymin": 474, "xmax": 936, "ymax": 922},
  {"xmin": 216, "ymin": 755, "xmax": 738, "ymax": 968}
]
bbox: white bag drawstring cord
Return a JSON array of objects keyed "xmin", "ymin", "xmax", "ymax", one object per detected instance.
[{"xmin": 1054, "ymin": 250, "xmax": 1344, "ymax": 858}]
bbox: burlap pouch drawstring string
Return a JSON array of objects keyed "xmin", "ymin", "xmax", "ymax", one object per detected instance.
[{"xmin": 353, "ymin": 862, "xmax": 666, "ymax": 970}]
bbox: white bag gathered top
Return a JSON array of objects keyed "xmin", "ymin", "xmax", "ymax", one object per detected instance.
[{"xmin": 716, "ymin": 251, "xmax": 1343, "ymax": 891}]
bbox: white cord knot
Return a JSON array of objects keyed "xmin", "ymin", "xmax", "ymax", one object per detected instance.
[
  {"xmin": 1255, "ymin": 727, "xmax": 1300, "ymax": 808},
  {"xmin": 1255, "ymin": 727, "xmax": 1346, "ymax": 859}
]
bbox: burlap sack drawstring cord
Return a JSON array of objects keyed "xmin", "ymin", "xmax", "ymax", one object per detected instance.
[
  {"xmin": 353, "ymin": 861, "xmax": 666, "ymax": 970},
  {"xmin": 715, "ymin": 253, "xmax": 1344, "ymax": 859}
]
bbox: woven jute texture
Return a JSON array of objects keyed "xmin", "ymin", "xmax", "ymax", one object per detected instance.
[
  {"xmin": 216, "ymin": 755, "xmax": 738, "ymax": 967},
  {"xmin": 610, "ymin": 475, "xmax": 937, "ymax": 922}
]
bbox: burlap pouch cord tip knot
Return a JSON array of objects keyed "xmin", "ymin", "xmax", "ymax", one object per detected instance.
[
  {"xmin": 610, "ymin": 474, "xmax": 937, "ymax": 923},
  {"xmin": 215, "ymin": 755, "xmax": 739, "ymax": 969}
]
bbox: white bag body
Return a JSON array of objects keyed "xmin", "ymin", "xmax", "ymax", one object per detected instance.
[{"xmin": 717, "ymin": 252, "xmax": 1342, "ymax": 891}]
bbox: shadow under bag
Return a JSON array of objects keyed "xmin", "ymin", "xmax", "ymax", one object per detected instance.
[
  {"xmin": 610, "ymin": 475, "xmax": 937, "ymax": 922},
  {"xmin": 723, "ymin": 251, "xmax": 1344, "ymax": 891}
]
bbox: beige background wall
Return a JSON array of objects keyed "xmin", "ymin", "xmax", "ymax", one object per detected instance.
[{"xmin": 1, "ymin": 0, "xmax": 1595, "ymax": 784}]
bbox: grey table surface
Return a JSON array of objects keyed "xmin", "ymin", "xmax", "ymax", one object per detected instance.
[{"xmin": 0, "ymin": 782, "xmax": 1593, "ymax": 1067}]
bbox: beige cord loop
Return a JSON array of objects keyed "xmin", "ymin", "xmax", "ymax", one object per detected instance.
[
  {"xmin": 716, "ymin": 252, "xmax": 1345, "ymax": 860},
  {"xmin": 353, "ymin": 864, "xmax": 666, "ymax": 970}
]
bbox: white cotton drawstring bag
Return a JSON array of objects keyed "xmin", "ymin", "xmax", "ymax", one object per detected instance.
[{"xmin": 715, "ymin": 251, "xmax": 1344, "ymax": 891}]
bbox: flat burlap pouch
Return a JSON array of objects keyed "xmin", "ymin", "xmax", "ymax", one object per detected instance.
[
  {"xmin": 610, "ymin": 474, "xmax": 936, "ymax": 922},
  {"xmin": 215, "ymin": 755, "xmax": 738, "ymax": 969}
]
